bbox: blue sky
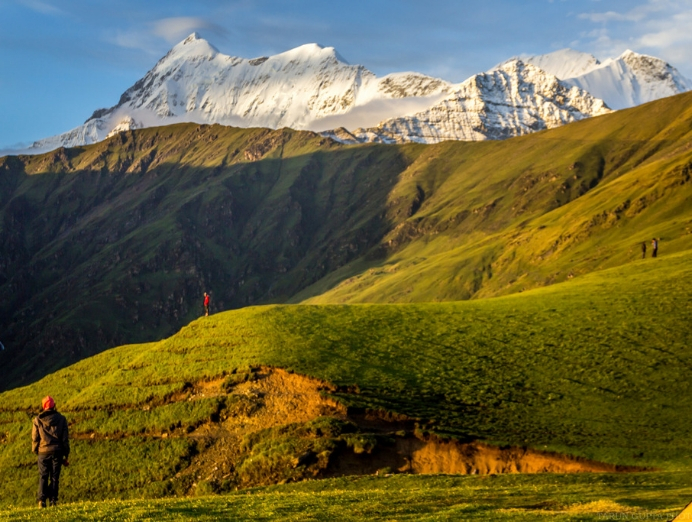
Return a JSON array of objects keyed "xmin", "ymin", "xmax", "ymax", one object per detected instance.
[{"xmin": 2, "ymin": 0, "xmax": 692, "ymax": 149}]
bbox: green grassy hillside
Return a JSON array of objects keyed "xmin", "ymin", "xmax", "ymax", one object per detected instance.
[
  {"xmin": 1, "ymin": 249, "xmax": 691, "ymax": 508},
  {"xmin": 300, "ymin": 93, "xmax": 692, "ymax": 304},
  {"xmin": 2, "ymin": 92, "xmax": 692, "ymax": 389}
]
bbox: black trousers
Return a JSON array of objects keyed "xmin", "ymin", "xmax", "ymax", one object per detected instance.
[{"xmin": 37, "ymin": 452, "xmax": 62, "ymax": 502}]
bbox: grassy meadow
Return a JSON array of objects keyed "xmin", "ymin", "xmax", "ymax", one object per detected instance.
[
  {"xmin": 1, "ymin": 248, "xmax": 692, "ymax": 517},
  {"xmin": 2, "ymin": 473, "xmax": 692, "ymax": 521}
]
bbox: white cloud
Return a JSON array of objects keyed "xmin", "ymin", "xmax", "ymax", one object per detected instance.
[
  {"xmin": 579, "ymin": 11, "xmax": 634, "ymax": 23},
  {"xmin": 152, "ymin": 17, "xmax": 227, "ymax": 44},
  {"xmin": 637, "ymin": 9, "xmax": 692, "ymax": 48},
  {"xmin": 308, "ymin": 94, "xmax": 448, "ymax": 132},
  {"xmin": 579, "ymin": 0, "xmax": 679, "ymax": 24},
  {"xmin": 577, "ymin": 0, "xmax": 692, "ymax": 75},
  {"xmin": 103, "ymin": 28, "xmax": 160, "ymax": 56},
  {"xmin": 104, "ymin": 17, "xmax": 228, "ymax": 57}
]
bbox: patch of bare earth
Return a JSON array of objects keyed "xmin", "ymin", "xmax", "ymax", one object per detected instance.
[
  {"xmin": 174, "ymin": 367, "xmax": 347, "ymax": 489},
  {"xmin": 166, "ymin": 367, "xmax": 641, "ymax": 491},
  {"xmin": 328, "ymin": 438, "xmax": 634, "ymax": 477}
]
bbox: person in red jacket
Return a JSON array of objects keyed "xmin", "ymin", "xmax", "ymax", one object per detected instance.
[
  {"xmin": 203, "ymin": 292, "xmax": 210, "ymax": 316},
  {"xmin": 32, "ymin": 396, "xmax": 69, "ymax": 508}
]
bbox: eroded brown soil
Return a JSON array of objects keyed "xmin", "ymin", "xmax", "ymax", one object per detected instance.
[
  {"xmin": 328, "ymin": 438, "xmax": 635, "ymax": 477},
  {"xmin": 174, "ymin": 368, "xmax": 347, "ymax": 488},
  {"xmin": 166, "ymin": 367, "xmax": 642, "ymax": 492}
]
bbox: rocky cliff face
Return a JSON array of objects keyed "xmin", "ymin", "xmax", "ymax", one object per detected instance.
[{"xmin": 325, "ymin": 61, "xmax": 611, "ymax": 144}]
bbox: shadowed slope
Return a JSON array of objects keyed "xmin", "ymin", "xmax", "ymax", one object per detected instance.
[{"xmin": 0, "ymin": 126, "xmax": 410, "ymax": 389}]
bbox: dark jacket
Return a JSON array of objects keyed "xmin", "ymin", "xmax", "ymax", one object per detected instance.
[{"xmin": 32, "ymin": 409, "xmax": 69, "ymax": 456}]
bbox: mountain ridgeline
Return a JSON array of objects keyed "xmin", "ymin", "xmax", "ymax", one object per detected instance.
[
  {"xmin": 2, "ymin": 91, "xmax": 692, "ymax": 390},
  {"xmin": 26, "ymin": 34, "xmax": 690, "ymax": 153}
]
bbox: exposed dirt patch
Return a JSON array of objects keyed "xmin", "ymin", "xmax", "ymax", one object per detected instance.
[
  {"xmin": 329, "ymin": 437, "xmax": 638, "ymax": 476},
  {"xmin": 175, "ymin": 375, "xmax": 233, "ymax": 401},
  {"xmin": 65, "ymin": 367, "xmax": 646, "ymax": 490},
  {"xmin": 192, "ymin": 367, "xmax": 347, "ymax": 437},
  {"xmin": 173, "ymin": 367, "xmax": 347, "ymax": 490},
  {"xmin": 166, "ymin": 367, "xmax": 644, "ymax": 493},
  {"xmin": 401, "ymin": 438, "xmax": 631, "ymax": 474},
  {"xmin": 230, "ymin": 367, "xmax": 346, "ymax": 428}
]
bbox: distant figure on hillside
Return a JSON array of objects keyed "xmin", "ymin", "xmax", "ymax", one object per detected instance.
[
  {"xmin": 641, "ymin": 241, "xmax": 647, "ymax": 259},
  {"xmin": 652, "ymin": 238, "xmax": 659, "ymax": 258},
  {"xmin": 32, "ymin": 396, "xmax": 69, "ymax": 509},
  {"xmin": 203, "ymin": 292, "xmax": 210, "ymax": 316}
]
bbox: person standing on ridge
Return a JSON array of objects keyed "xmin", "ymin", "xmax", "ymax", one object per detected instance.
[
  {"xmin": 203, "ymin": 292, "xmax": 210, "ymax": 316},
  {"xmin": 32, "ymin": 396, "xmax": 69, "ymax": 509},
  {"xmin": 641, "ymin": 241, "xmax": 647, "ymax": 259},
  {"xmin": 652, "ymin": 238, "xmax": 659, "ymax": 258}
]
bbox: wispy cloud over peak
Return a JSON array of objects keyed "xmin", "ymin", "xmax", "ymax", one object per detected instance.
[
  {"xmin": 576, "ymin": 0, "xmax": 692, "ymax": 70},
  {"xmin": 152, "ymin": 17, "xmax": 227, "ymax": 44}
]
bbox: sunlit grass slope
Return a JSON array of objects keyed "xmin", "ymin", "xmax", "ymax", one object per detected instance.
[
  {"xmin": 1, "ymin": 250, "xmax": 691, "ymax": 507},
  {"xmin": 3, "ymin": 473, "xmax": 692, "ymax": 521},
  {"xmin": 300, "ymin": 92, "xmax": 692, "ymax": 303}
]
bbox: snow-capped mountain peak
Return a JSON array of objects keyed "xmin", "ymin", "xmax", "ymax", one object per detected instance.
[
  {"xmin": 328, "ymin": 59, "xmax": 611, "ymax": 145},
  {"xmin": 165, "ymin": 32, "xmax": 220, "ymax": 61},
  {"xmin": 617, "ymin": 49, "xmax": 691, "ymax": 90},
  {"xmin": 23, "ymin": 36, "xmax": 691, "ymax": 154},
  {"xmin": 273, "ymin": 42, "xmax": 349, "ymax": 64},
  {"xmin": 519, "ymin": 48, "xmax": 692, "ymax": 111},
  {"xmin": 29, "ymin": 35, "xmax": 451, "ymax": 152}
]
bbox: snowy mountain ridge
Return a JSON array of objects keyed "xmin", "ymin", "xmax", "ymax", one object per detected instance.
[
  {"xmin": 26, "ymin": 35, "xmax": 692, "ymax": 152},
  {"xmin": 505, "ymin": 48, "xmax": 692, "ymax": 110},
  {"xmin": 328, "ymin": 60, "xmax": 611, "ymax": 144},
  {"xmin": 30, "ymin": 33, "xmax": 451, "ymax": 152}
]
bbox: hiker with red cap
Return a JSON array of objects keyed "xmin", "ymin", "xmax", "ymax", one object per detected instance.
[
  {"xmin": 203, "ymin": 292, "xmax": 210, "ymax": 316},
  {"xmin": 32, "ymin": 396, "xmax": 69, "ymax": 508}
]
